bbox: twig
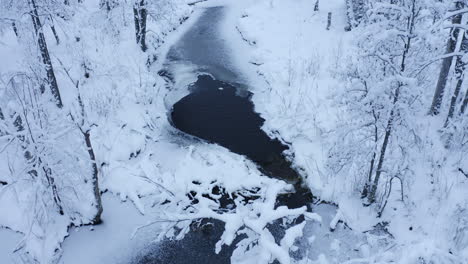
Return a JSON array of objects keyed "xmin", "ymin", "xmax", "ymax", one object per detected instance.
[
  {"xmin": 0, "ymin": 137, "xmax": 15, "ymax": 153},
  {"xmin": 131, "ymin": 217, "xmax": 196, "ymax": 239},
  {"xmin": 188, "ymin": 0, "xmax": 208, "ymax": 6},
  {"xmin": 459, "ymin": 168, "xmax": 468, "ymax": 178},
  {"xmin": 411, "ymin": 52, "xmax": 465, "ymax": 77},
  {"xmin": 133, "ymin": 173, "xmax": 175, "ymax": 196}
]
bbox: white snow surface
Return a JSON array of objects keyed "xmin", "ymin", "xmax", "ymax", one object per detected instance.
[{"xmin": 237, "ymin": 0, "xmax": 349, "ymax": 197}]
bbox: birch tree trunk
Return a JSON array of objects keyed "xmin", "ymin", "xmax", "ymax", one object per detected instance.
[
  {"xmin": 133, "ymin": 0, "xmax": 147, "ymax": 52},
  {"xmin": 9, "ymin": 103, "xmax": 65, "ymax": 215},
  {"xmin": 29, "ymin": 0, "xmax": 63, "ymax": 108},
  {"xmin": 83, "ymin": 129, "xmax": 103, "ymax": 224},
  {"xmin": 445, "ymin": 16, "xmax": 468, "ymax": 126},
  {"xmin": 59, "ymin": 60, "xmax": 104, "ymax": 224},
  {"xmin": 75, "ymin": 90, "xmax": 103, "ymax": 224},
  {"xmin": 429, "ymin": 1, "xmax": 464, "ymax": 115}
]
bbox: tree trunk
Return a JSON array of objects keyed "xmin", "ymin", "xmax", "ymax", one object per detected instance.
[
  {"xmin": 429, "ymin": 1, "xmax": 464, "ymax": 115},
  {"xmin": 0, "ymin": 107, "xmax": 4, "ymax": 136},
  {"xmin": 368, "ymin": 0, "xmax": 415, "ymax": 204},
  {"xmin": 12, "ymin": 22, "xmax": 18, "ymax": 37},
  {"xmin": 73, "ymin": 79, "xmax": 103, "ymax": 224},
  {"xmin": 445, "ymin": 17, "xmax": 468, "ymax": 126},
  {"xmin": 461, "ymin": 88, "xmax": 468, "ymax": 114},
  {"xmin": 133, "ymin": 0, "xmax": 147, "ymax": 52},
  {"xmin": 83, "ymin": 129, "xmax": 103, "ymax": 224},
  {"xmin": 368, "ymin": 88, "xmax": 399, "ymax": 203},
  {"xmin": 362, "ymin": 109, "xmax": 378, "ymax": 199},
  {"xmin": 10, "ymin": 109, "xmax": 64, "ymax": 214},
  {"xmin": 58, "ymin": 57, "xmax": 104, "ymax": 224},
  {"xmin": 362, "ymin": 152, "xmax": 376, "ymax": 199},
  {"xmin": 29, "ymin": 0, "xmax": 63, "ymax": 108},
  {"xmin": 41, "ymin": 160, "xmax": 65, "ymax": 215},
  {"xmin": 49, "ymin": 17, "xmax": 60, "ymax": 45}
]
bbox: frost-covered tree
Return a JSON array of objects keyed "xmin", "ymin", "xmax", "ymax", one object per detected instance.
[
  {"xmin": 0, "ymin": 0, "xmax": 195, "ymax": 262},
  {"xmin": 1, "ymin": 0, "xmax": 104, "ymax": 247},
  {"xmin": 133, "ymin": 0, "xmax": 147, "ymax": 52},
  {"xmin": 28, "ymin": 0, "xmax": 63, "ymax": 107},
  {"xmin": 0, "ymin": 73, "xmax": 104, "ymax": 261},
  {"xmin": 330, "ymin": 0, "xmax": 452, "ymax": 208},
  {"xmin": 442, "ymin": 1, "xmax": 468, "ymax": 135},
  {"xmin": 430, "ymin": 1, "xmax": 467, "ymax": 115},
  {"xmin": 345, "ymin": 0, "xmax": 367, "ymax": 30}
]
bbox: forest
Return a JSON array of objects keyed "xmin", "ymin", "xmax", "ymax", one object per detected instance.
[{"xmin": 0, "ymin": 0, "xmax": 467, "ymax": 263}]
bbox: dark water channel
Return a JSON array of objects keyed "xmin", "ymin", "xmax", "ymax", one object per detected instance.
[
  {"xmin": 171, "ymin": 75, "xmax": 301, "ymax": 182},
  {"xmin": 135, "ymin": 6, "xmax": 312, "ymax": 264}
]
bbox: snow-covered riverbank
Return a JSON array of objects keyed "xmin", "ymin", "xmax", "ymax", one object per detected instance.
[
  {"xmin": 237, "ymin": 0, "xmax": 468, "ymax": 263},
  {"xmin": 238, "ymin": 0, "xmax": 349, "ymax": 199}
]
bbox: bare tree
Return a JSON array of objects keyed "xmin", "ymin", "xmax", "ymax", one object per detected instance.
[
  {"xmin": 429, "ymin": 1, "xmax": 465, "ymax": 115},
  {"xmin": 133, "ymin": 0, "xmax": 147, "ymax": 52},
  {"xmin": 3, "ymin": 77, "xmax": 65, "ymax": 215},
  {"xmin": 445, "ymin": 9, "xmax": 468, "ymax": 126},
  {"xmin": 367, "ymin": 0, "xmax": 417, "ymax": 204},
  {"xmin": 28, "ymin": 0, "xmax": 63, "ymax": 108},
  {"xmin": 58, "ymin": 60, "xmax": 103, "ymax": 224},
  {"xmin": 71, "ymin": 88, "xmax": 103, "ymax": 224}
]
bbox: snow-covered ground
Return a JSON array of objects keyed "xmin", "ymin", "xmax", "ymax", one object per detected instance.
[
  {"xmin": 60, "ymin": 194, "xmax": 152, "ymax": 264},
  {"xmin": 0, "ymin": 228, "xmax": 22, "ymax": 263},
  {"xmin": 237, "ymin": 0, "xmax": 349, "ymax": 197}
]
